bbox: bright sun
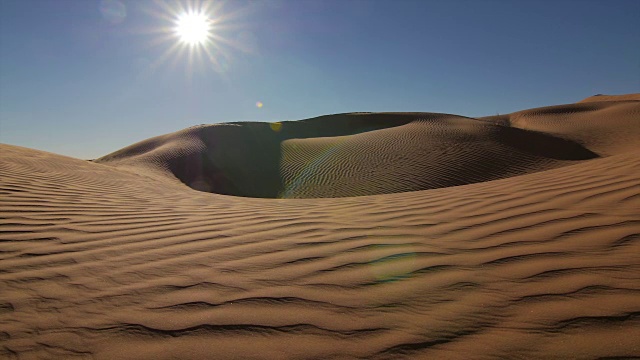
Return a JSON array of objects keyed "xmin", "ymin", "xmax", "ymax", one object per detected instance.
[
  {"xmin": 175, "ymin": 12, "xmax": 210, "ymax": 45},
  {"xmin": 148, "ymin": 1, "xmax": 244, "ymax": 75}
]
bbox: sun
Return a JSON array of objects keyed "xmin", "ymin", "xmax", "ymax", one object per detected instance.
[
  {"xmin": 175, "ymin": 12, "xmax": 210, "ymax": 45},
  {"xmin": 144, "ymin": 0, "xmax": 253, "ymax": 76}
]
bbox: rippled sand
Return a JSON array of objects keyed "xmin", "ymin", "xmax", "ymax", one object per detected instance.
[{"xmin": 1, "ymin": 94, "xmax": 639, "ymax": 359}]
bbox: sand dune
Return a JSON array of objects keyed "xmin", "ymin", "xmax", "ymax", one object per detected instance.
[
  {"xmin": 578, "ymin": 93, "xmax": 640, "ymax": 103},
  {"xmin": 95, "ymin": 110, "xmax": 606, "ymax": 199},
  {"xmin": 1, "ymin": 94, "xmax": 639, "ymax": 359}
]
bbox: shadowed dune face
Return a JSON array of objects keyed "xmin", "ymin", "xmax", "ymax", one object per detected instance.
[
  {"xmin": 507, "ymin": 100, "xmax": 640, "ymax": 156},
  {"xmin": 96, "ymin": 113, "xmax": 420, "ymax": 198},
  {"xmin": 92, "ymin": 101, "xmax": 635, "ymax": 198}
]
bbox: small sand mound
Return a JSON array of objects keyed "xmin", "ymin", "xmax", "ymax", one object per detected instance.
[{"xmin": 578, "ymin": 93, "xmax": 640, "ymax": 103}]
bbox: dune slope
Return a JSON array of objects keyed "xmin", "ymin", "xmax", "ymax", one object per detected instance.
[
  {"xmin": 1, "ymin": 95, "xmax": 639, "ymax": 359},
  {"xmin": 95, "ymin": 108, "xmax": 616, "ymax": 198}
]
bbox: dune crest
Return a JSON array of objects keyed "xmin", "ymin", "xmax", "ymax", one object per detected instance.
[
  {"xmin": 1, "ymin": 95, "xmax": 639, "ymax": 359},
  {"xmin": 95, "ymin": 98, "xmax": 639, "ymax": 198},
  {"xmin": 577, "ymin": 93, "xmax": 640, "ymax": 103}
]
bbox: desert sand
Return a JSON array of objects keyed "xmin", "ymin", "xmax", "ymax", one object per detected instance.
[{"xmin": 1, "ymin": 94, "xmax": 639, "ymax": 359}]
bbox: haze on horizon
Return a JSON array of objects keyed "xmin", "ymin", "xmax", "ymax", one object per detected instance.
[{"xmin": 0, "ymin": 0, "xmax": 638, "ymax": 159}]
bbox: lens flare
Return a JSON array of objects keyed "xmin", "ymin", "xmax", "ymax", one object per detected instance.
[
  {"xmin": 369, "ymin": 250, "xmax": 417, "ymax": 283},
  {"xmin": 100, "ymin": 0, "xmax": 126, "ymax": 24},
  {"xmin": 280, "ymin": 141, "xmax": 344, "ymax": 198},
  {"xmin": 270, "ymin": 122, "xmax": 282, "ymax": 132},
  {"xmin": 256, "ymin": 101, "xmax": 263, "ymax": 108}
]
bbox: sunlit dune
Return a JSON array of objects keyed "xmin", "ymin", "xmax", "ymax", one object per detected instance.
[{"xmin": 1, "ymin": 94, "xmax": 639, "ymax": 359}]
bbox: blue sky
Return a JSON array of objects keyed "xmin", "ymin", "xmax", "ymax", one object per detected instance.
[{"xmin": 1, "ymin": 0, "xmax": 638, "ymax": 159}]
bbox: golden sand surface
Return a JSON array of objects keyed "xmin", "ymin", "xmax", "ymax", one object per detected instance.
[{"xmin": 1, "ymin": 94, "xmax": 639, "ymax": 359}]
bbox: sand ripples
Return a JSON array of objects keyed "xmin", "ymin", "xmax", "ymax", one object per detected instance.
[{"xmin": 1, "ymin": 96, "xmax": 639, "ymax": 359}]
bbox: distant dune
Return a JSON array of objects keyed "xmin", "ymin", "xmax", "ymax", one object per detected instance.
[
  {"xmin": 578, "ymin": 93, "xmax": 640, "ymax": 103},
  {"xmin": 1, "ymin": 94, "xmax": 639, "ymax": 359}
]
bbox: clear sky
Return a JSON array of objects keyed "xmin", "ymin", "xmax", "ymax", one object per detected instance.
[{"xmin": 1, "ymin": 0, "xmax": 638, "ymax": 159}]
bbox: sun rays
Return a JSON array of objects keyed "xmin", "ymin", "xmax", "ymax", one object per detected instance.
[{"xmin": 143, "ymin": 0, "xmax": 252, "ymax": 78}]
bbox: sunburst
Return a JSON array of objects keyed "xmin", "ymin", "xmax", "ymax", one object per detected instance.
[
  {"xmin": 142, "ymin": 1, "xmax": 251, "ymax": 77},
  {"xmin": 175, "ymin": 11, "xmax": 211, "ymax": 46}
]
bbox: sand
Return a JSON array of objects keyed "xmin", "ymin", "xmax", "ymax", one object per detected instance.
[{"xmin": 1, "ymin": 94, "xmax": 639, "ymax": 359}]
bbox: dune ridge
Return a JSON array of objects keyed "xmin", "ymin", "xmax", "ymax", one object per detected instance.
[
  {"xmin": 94, "ymin": 99, "xmax": 639, "ymax": 199},
  {"xmin": 1, "ymin": 94, "xmax": 639, "ymax": 359}
]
